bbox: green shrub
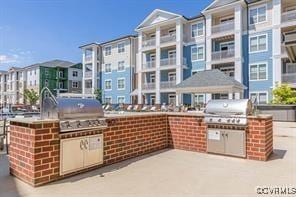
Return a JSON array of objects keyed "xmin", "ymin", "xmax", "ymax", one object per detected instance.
[{"xmin": 272, "ymin": 83, "xmax": 296, "ymax": 104}]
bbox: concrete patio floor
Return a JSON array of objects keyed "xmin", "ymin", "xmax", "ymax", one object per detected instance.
[{"xmin": 0, "ymin": 122, "xmax": 295, "ymax": 197}]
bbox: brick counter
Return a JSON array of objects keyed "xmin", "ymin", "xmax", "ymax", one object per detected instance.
[{"xmin": 9, "ymin": 113, "xmax": 273, "ymax": 186}]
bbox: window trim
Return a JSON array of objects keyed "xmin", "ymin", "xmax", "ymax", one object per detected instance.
[
  {"xmin": 105, "ymin": 46, "xmax": 112, "ymax": 56},
  {"xmin": 72, "ymin": 70, "xmax": 78, "ymax": 77},
  {"xmin": 168, "ymin": 72, "xmax": 176, "ymax": 81},
  {"xmin": 249, "ymin": 33, "xmax": 268, "ymax": 53},
  {"xmin": 104, "ymin": 63, "xmax": 112, "ymax": 74},
  {"xmin": 117, "ymin": 61, "xmax": 125, "ymax": 72},
  {"xmin": 117, "ymin": 77, "xmax": 125, "ymax": 90},
  {"xmin": 150, "ymin": 73, "xmax": 155, "ymax": 83},
  {"xmin": 72, "ymin": 81, "xmax": 78, "ymax": 88},
  {"xmin": 105, "ymin": 96, "xmax": 112, "ymax": 104},
  {"xmin": 249, "ymin": 91, "xmax": 268, "ymax": 104},
  {"xmin": 150, "ymin": 95, "xmax": 156, "ymax": 105},
  {"xmin": 168, "ymin": 94, "xmax": 176, "ymax": 105},
  {"xmin": 249, "ymin": 61, "xmax": 268, "ymax": 81},
  {"xmin": 219, "ymin": 15, "xmax": 234, "ymax": 24},
  {"xmin": 117, "ymin": 96, "xmax": 125, "ymax": 104},
  {"xmin": 194, "ymin": 94, "xmax": 205, "ymax": 105},
  {"xmin": 219, "ymin": 41, "xmax": 235, "ymax": 51},
  {"xmin": 248, "ymin": 4, "xmax": 267, "ymax": 25},
  {"xmin": 191, "ymin": 22, "xmax": 204, "ymax": 38},
  {"xmin": 191, "ymin": 45, "xmax": 205, "ymax": 62},
  {"xmin": 117, "ymin": 42, "xmax": 125, "ymax": 53},
  {"xmin": 104, "ymin": 79, "xmax": 112, "ymax": 91}
]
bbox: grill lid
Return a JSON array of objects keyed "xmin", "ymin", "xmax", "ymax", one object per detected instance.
[{"xmin": 204, "ymin": 99, "xmax": 252, "ymax": 116}]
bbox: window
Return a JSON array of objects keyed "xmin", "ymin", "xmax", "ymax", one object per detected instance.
[
  {"xmin": 168, "ymin": 94, "xmax": 176, "ymax": 105},
  {"xmin": 72, "ymin": 81, "xmax": 78, "ymax": 88},
  {"xmin": 118, "ymin": 43, "xmax": 125, "ymax": 53},
  {"xmin": 194, "ymin": 94, "xmax": 205, "ymax": 105},
  {"xmin": 118, "ymin": 61, "xmax": 125, "ymax": 71},
  {"xmin": 191, "ymin": 46, "xmax": 204, "ymax": 61},
  {"xmin": 191, "ymin": 22, "xmax": 203, "ymax": 37},
  {"xmin": 168, "ymin": 72, "xmax": 176, "ymax": 81},
  {"xmin": 30, "ymin": 71, "xmax": 32, "ymax": 76},
  {"xmin": 249, "ymin": 34, "xmax": 267, "ymax": 53},
  {"xmin": 105, "ymin": 97, "xmax": 112, "ymax": 104},
  {"xmin": 34, "ymin": 69, "xmax": 36, "ymax": 75},
  {"xmin": 249, "ymin": 63, "xmax": 267, "ymax": 81},
  {"xmin": 59, "ymin": 71, "xmax": 64, "ymax": 78},
  {"xmin": 105, "ymin": 46, "xmax": 111, "ymax": 56},
  {"xmin": 34, "ymin": 80, "xmax": 36, "ymax": 85},
  {"xmin": 59, "ymin": 82, "xmax": 64, "ymax": 89},
  {"xmin": 250, "ymin": 92, "xmax": 267, "ymax": 104},
  {"xmin": 168, "ymin": 29, "xmax": 176, "ymax": 35},
  {"xmin": 212, "ymin": 93, "xmax": 228, "ymax": 100},
  {"xmin": 45, "ymin": 79, "xmax": 48, "ymax": 87},
  {"xmin": 117, "ymin": 96, "xmax": 125, "ymax": 104},
  {"xmin": 45, "ymin": 69, "xmax": 49, "ymax": 76},
  {"xmin": 220, "ymin": 16, "xmax": 234, "ymax": 24},
  {"xmin": 150, "ymin": 74, "xmax": 155, "ymax": 83},
  {"xmin": 249, "ymin": 5, "xmax": 267, "ymax": 25},
  {"xmin": 72, "ymin": 71, "xmax": 78, "ymax": 77},
  {"xmin": 105, "ymin": 80, "xmax": 112, "ymax": 90},
  {"xmin": 105, "ymin": 64, "xmax": 112, "ymax": 73},
  {"xmin": 117, "ymin": 78, "xmax": 125, "ymax": 90},
  {"xmin": 150, "ymin": 95, "xmax": 155, "ymax": 105}
]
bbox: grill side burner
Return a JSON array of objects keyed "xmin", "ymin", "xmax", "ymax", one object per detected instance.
[{"xmin": 204, "ymin": 99, "xmax": 253, "ymax": 158}]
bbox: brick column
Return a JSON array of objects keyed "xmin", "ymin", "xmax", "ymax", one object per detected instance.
[{"xmin": 9, "ymin": 120, "xmax": 60, "ymax": 186}]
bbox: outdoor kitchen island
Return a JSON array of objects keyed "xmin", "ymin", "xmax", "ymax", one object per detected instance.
[{"xmin": 9, "ymin": 112, "xmax": 273, "ymax": 187}]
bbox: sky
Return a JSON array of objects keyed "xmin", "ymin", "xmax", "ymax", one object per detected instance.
[{"xmin": 0, "ymin": 0, "xmax": 212, "ymax": 70}]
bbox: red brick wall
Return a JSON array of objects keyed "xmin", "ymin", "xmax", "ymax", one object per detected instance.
[
  {"xmin": 167, "ymin": 115, "xmax": 207, "ymax": 152},
  {"xmin": 9, "ymin": 121, "xmax": 60, "ymax": 186},
  {"xmin": 246, "ymin": 116, "xmax": 273, "ymax": 161}
]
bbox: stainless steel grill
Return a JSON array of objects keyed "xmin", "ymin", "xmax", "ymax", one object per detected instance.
[
  {"xmin": 40, "ymin": 88, "xmax": 107, "ymax": 133},
  {"xmin": 204, "ymin": 99, "xmax": 253, "ymax": 158},
  {"xmin": 204, "ymin": 99, "xmax": 252, "ymax": 126}
]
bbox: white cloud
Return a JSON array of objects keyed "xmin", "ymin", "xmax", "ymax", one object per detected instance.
[{"xmin": 0, "ymin": 54, "xmax": 19, "ymax": 64}]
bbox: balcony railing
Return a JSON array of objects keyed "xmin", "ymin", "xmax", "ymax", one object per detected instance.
[
  {"xmin": 281, "ymin": 44, "xmax": 287, "ymax": 55},
  {"xmin": 282, "ymin": 73, "xmax": 296, "ymax": 84},
  {"xmin": 160, "ymin": 57, "xmax": 187, "ymax": 66},
  {"xmin": 85, "ymin": 71, "xmax": 92, "ymax": 78},
  {"xmin": 282, "ymin": 10, "xmax": 296, "ymax": 23},
  {"xmin": 160, "ymin": 81, "xmax": 176, "ymax": 89},
  {"xmin": 284, "ymin": 31, "xmax": 296, "ymax": 43},
  {"xmin": 212, "ymin": 50, "xmax": 235, "ymax": 61},
  {"xmin": 212, "ymin": 21, "xmax": 235, "ymax": 34},
  {"xmin": 142, "ymin": 82, "xmax": 155, "ymax": 90},
  {"xmin": 84, "ymin": 88, "xmax": 92, "ymax": 94},
  {"xmin": 85, "ymin": 56, "xmax": 92, "ymax": 62},
  {"xmin": 142, "ymin": 38, "xmax": 156, "ymax": 48},
  {"xmin": 160, "ymin": 34, "xmax": 176, "ymax": 44},
  {"xmin": 142, "ymin": 61, "xmax": 156, "ymax": 69}
]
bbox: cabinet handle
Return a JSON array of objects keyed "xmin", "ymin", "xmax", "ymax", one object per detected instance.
[
  {"xmin": 225, "ymin": 133, "xmax": 228, "ymax": 138},
  {"xmin": 80, "ymin": 140, "xmax": 84, "ymax": 150},
  {"xmin": 222, "ymin": 133, "xmax": 224, "ymax": 137},
  {"xmin": 84, "ymin": 139, "xmax": 88, "ymax": 150}
]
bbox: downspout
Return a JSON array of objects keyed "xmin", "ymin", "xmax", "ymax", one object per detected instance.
[{"xmin": 244, "ymin": 0, "xmax": 249, "ymax": 99}]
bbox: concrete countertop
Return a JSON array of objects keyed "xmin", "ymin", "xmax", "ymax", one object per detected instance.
[{"xmin": 9, "ymin": 117, "xmax": 59, "ymax": 124}]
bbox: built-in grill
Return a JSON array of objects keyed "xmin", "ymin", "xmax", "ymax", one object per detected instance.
[
  {"xmin": 204, "ymin": 99, "xmax": 253, "ymax": 157},
  {"xmin": 40, "ymin": 88, "xmax": 107, "ymax": 133}
]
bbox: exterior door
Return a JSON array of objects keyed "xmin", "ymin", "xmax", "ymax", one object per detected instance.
[
  {"xmin": 60, "ymin": 137, "xmax": 84, "ymax": 175},
  {"xmin": 150, "ymin": 95, "xmax": 155, "ymax": 105},
  {"xmin": 168, "ymin": 94, "xmax": 176, "ymax": 105},
  {"xmin": 84, "ymin": 134, "xmax": 104, "ymax": 167}
]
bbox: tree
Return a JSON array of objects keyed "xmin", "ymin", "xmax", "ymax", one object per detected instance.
[
  {"xmin": 94, "ymin": 89, "xmax": 102, "ymax": 103},
  {"xmin": 272, "ymin": 83, "xmax": 296, "ymax": 104},
  {"xmin": 23, "ymin": 89, "xmax": 39, "ymax": 106}
]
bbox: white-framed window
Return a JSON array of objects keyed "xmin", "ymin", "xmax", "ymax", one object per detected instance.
[
  {"xmin": 150, "ymin": 95, "xmax": 155, "ymax": 105},
  {"xmin": 168, "ymin": 94, "xmax": 176, "ymax": 105},
  {"xmin": 191, "ymin": 22, "xmax": 203, "ymax": 37},
  {"xmin": 249, "ymin": 62, "xmax": 267, "ymax": 81},
  {"xmin": 117, "ymin": 96, "xmax": 125, "ymax": 104},
  {"xmin": 105, "ymin": 96, "xmax": 112, "ymax": 104},
  {"xmin": 249, "ymin": 4, "xmax": 267, "ymax": 25},
  {"xmin": 105, "ymin": 79, "xmax": 112, "ymax": 90},
  {"xmin": 72, "ymin": 81, "xmax": 78, "ymax": 88},
  {"xmin": 168, "ymin": 72, "xmax": 176, "ymax": 81},
  {"xmin": 45, "ymin": 69, "xmax": 49, "ymax": 76},
  {"xmin": 118, "ymin": 61, "xmax": 125, "ymax": 71},
  {"xmin": 59, "ymin": 71, "xmax": 64, "ymax": 78},
  {"xmin": 250, "ymin": 92, "xmax": 268, "ymax": 104},
  {"xmin": 191, "ymin": 45, "xmax": 204, "ymax": 61},
  {"xmin": 212, "ymin": 93, "xmax": 229, "ymax": 100},
  {"xmin": 249, "ymin": 34, "xmax": 267, "ymax": 53},
  {"xmin": 45, "ymin": 79, "xmax": 48, "ymax": 87},
  {"xmin": 105, "ymin": 63, "xmax": 112, "ymax": 73},
  {"xmin": 59, "ymin": 82, "xmax": 64, "ymax": 89},
  {"xmin": 168, "ymin": 50, "xmax": 176, "ymax": 59},
  {"xmin": 118, "ymin": 43, "xmax": 125, "ymax": 53},
  {"xmin": 150, "ymin": 73, "xmax": 155, "ymax": 83},
  {"xmin": 168, "ymin": 28, "xmax": 176, "ymax": 35},
  {"xmin": 117, "ymin": 78, "xmax": 125, "ymax": 90},
  {"xmin": 72, "ymin": 71, "xmax": 78, "ymax": 77},
  {"xmin": 105, "ymin": 46, "xmax": 111, "ymax": 56},
  {"xmin": 194, "ymin": 94, "xmax": 205, "ymax": 105},
  {"xmin": 220, "ymin": 16, "xmax": 234, "ymax": 24}
]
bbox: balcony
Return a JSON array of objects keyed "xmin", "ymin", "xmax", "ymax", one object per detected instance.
[
  {"xmin": 85, "ymin": 71, "xmax": 92, "ymax": 78},
  {"xmin": 211, "ymin": 50, "xmax": 235, "ymax": 61},
  {"xmin": 142, "ymin": 82, "xmax": 155, "ymax": 90},
  {"xmin": 160, "ymin": 34, "xmax": 176, "ymax": 44},
  {"xmin": 142, "ymin": 38, "xmax": 156, "ymax": 48},
  {"xmin": 84, "ymin": 88, "xmax": 92, "ymax": 94},
  {"xmin": 160, "ymin": 58, "xmax": 187, "ymax": 67},
  {"xmin": 282, "ymin": 73, "xmax": 296, "ymax": 85},
  {"xmin": 85, "ymin": 55, "xmax": 92, "ymax": 63},
  {"xmin": 212, "ymin": 21, "xmax": 234, "ymax": 35},
  {"xmin": 142, "ymin": 61, "xmax": 156, "ymax": 69},
  {"xmin": 160, "ymin": 81, "xmax": 176, "ymax": 89},
  {"xmin": 282, "ymin": 10, "xmax": 296, "ymax": 23}
]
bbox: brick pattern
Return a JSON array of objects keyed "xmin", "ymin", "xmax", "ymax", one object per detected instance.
[
  {"xmin": 246, "ymin": 116, "xmax": 273, "ymax": 161},
  {"xmin": 104, "ymin": 115, "xmax": 168, "ymax": 165},
  {"xmin": 9, "ymin": 121, "xmax": 60, "ymax": 186},
  {"xmin": 167, "ymin": 115, "xmax": 207, "ymax": 152}
]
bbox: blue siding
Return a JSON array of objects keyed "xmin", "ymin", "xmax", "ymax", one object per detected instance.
[{"xmin": 243, "ymin": 29, "xmax": 273, "ymax": 101}]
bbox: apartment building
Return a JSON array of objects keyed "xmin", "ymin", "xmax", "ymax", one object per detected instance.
[
  {"xmin": 81, "ymin": 0, "xmax": 296, "ymax": 105},
  {"xmin": 80, "ymin": 35, "xmax": 137, "ymax": 104}
]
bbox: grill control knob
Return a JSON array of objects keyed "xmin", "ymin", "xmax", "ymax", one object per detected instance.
[
  {"xmin": 227, "ymin": 119, "xmax": 231, "ymax": 123},
  {"xmin": 218, "ymin": 118, "xmax": 221, "ymax": 122},
  {"xmin": 236, "ymin": 119, "xmax": 240, "ymax": 123},
  {"xmin": 209, "ymin": 118, "xmax": 213, "ymax": 122},
  {"xmin": 232, "ymin": 119, "xmax": 235, "ymax": 123}
]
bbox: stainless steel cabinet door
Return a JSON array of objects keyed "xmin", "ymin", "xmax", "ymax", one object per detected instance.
[
  {"xmin": 224, "ymin": 130, "xmax": 246, "ymax": 157},
  {"xmin": 84, "ymin": 134, "xmax": 104, "ymax": 167},
  {"xmin": 207, "ymin": 129, "xmax": 225, "ymax": 154}
]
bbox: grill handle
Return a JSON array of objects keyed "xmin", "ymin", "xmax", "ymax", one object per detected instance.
[
  {"xmin": 84, "ymin": 139, "xmax": 88, "ymax": 150},
  {"xmin": 80, "ymin": 140, "xmax": 84, "ymax": 150}
]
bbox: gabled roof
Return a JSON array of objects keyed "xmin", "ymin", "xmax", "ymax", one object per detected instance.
[
  {"xmin": 25, "ymin": 59, "xmax": 75, "ymax": 69},
  {"xmin": 175, "ymin": 69, "xmax": 245, "ymax": 93},
  {"xmin": 135, "ymin": 9, "xmax": 182, "ymax": 31},
  {"xmin": 202, "ymin": 0, "xmax": 243, "ymax": 13}
]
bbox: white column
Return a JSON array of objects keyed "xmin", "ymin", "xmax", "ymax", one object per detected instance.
[
  {"xmin": 155, "ymin": 27, "xmax": 161, "ymax": 104},
  {"xmin": 82, "ymin": 49, "xmax": 86, "ymax": 95},
  {"xmin": 176, "ymin": 20, "xmax": 183, "ymax": 85},
  {"xmin": 137, "ymin": 32, "xmax": 143, "ymax": 104},
  {"xmin": 205, "ymin": 93, "xmax": 211, "ymax": 103},
  {"xmin": 176, "ymin": 92, "xmax": 182, "ymax": 106},
  {"xmin": 272, "ymin": 0, "xmax": 282, "ymax": 87},
  {"xmin": 234, "ymin": 5, "xmax": 243, "ymax": 83},
  {"xmin": 205, "ymin": 14, "xmax": 212, "ymax": 70},
  {"xmin": 92, "ymin": 47, "xmax": 98, "ymax": 94}
]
